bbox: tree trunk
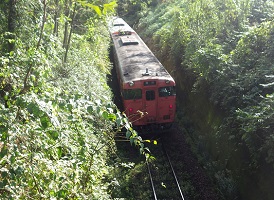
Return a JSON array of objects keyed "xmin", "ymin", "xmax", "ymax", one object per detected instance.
[
  {"xmin": 63, "ymin": 2, "xmax": 77, "ymax": 63},
  {"xmin": 62, "ymin": 0, "xmax": 71, "ymax": 49},
  {"xmin": 37, "ymin": 0, "xmax": 47, "ymax": 48},
  {"xmin": 53, "ymin": 0, "xmax": 59, "ymax": 36},
  {"xmin": 7, "ymin": 0, "xmax": 17, "ymax": 52}
]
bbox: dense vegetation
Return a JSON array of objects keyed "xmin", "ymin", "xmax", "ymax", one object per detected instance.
[
  {"xmin": 2, "ymin": 0, "xmax": 274, "ymax": 199},
  {"xmin": 119, "ymin": 0, "xmax": 274, "ymax": 199},
  {"xmin": 0, "ymin": 0, "xmax": 149, "ymax": 199}
]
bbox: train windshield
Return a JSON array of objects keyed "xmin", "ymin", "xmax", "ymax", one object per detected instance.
[
  {"xmin": 123, "ymin": 89, "xmax": 142, "ymax": 100},
  {"xmin": 158, "ymin": 86, "xmax": 176, "ymax": 97}
]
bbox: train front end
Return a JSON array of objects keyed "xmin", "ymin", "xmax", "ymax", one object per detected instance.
[{"xmin": 122, "ymin": 77, "xmax": 176, "ymax": 130}]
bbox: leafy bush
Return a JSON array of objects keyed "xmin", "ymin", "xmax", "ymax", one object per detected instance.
[
  {"xmin": 0, "ymin": 0, "xmax": 148, "ymax": 199},
  {"xmin": 132, "ymin": 0, "xmax": 274, "ymax": 198}
]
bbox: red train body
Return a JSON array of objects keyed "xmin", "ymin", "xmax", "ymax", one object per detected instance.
[{"xmin": 109, "ymin": 18, "xmax": 176, "ymax": 129}]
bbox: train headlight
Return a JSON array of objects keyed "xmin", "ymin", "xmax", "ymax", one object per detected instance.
[
  {"xmin": 129, "ymin": 81, "xmax": 134, "ymax": 86},
  {"xmin": 165, "ymin": 80, "xmax": 170, "ymax": 84}
]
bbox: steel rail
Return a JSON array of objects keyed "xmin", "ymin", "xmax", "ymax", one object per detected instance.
[
  {"xmin": 146, "ymin": 160, "xmax": 158, "ymax": 200},
  {"xmin": 162, "ymin": 141, "xmax": 185, "ymax": 200}
]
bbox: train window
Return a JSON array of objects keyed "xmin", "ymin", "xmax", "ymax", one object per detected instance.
[
  {"xmin": 123, "ymin": 89, "xmax": 142, "ymax": 100},
  {"xmin": 159, "ymin": 86, "xmax": 176, "ymax": 97},
  {"xmin": 146, "ymin": 90, "xmax": 155, "ymax": 101},
  {"xmin": 144, "ymin": 81, "xmax": 156, "ymax": 86}
]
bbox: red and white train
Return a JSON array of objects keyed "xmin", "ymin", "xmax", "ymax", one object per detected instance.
[{"xmin": 109, "ymin": 17, "xmax": 176, "ymax": 130}]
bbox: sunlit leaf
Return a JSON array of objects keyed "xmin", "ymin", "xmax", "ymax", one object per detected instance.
[
  {"xmin": 108, "ymin": 113, "xmax": 116, "ymax": 121},
  {"xmin": 91, "ymin": 5, "xmax": 102, "ymax": 16},
  {"xmin": 102, "ymin": 110, "xmax": 108, "ymax": 120},
  {"xmin": 103, "ymin": 1, "xmax": 117, "ymax": 15}
]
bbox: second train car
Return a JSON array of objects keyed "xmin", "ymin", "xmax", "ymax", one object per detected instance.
[{"xmin": 109, "ymin": 17, "xmax": 176, "ymax": 130}]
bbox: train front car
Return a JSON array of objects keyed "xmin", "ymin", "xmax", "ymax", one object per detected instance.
[{"xmin": 109, "ymin": 18, "xmax": 176, "ymax": 130}]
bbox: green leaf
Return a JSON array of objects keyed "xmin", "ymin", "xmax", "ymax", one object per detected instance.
[
  {"xmin": 116, "ymin": 118, "xmax": 121, "ymax": 127},
  {"xmin": 57, "ymin": 189, "xmax": 67, "ymax": 198},
  {"xmin": 91, "ymin": 5, "xmax": 102, "ymax": 16},
  {"xmin": 67, "ymin": 103, "xmax": 73, "ymax": 111},
  {"xmin": 15, "ymin": 97, "xmax": 25, "ymax": 107},
  {"xmin": 126, "ymin": 130, "xmax": 131, "ymax": 139},
  {"xmin": 10, "ymin": 155, "xmax": 16, "ymax": 164},
  {"xmin": 0, "ymin": 147, "xmax": 8, "ymax": 159},
  {"xmin": 139, "ymin": 147, "xmax": 144, "ymax": 154},
  {"xmin": 0, "ymin": 126, "xmax": 8, "ymax": 141},
  {"xmin": 87, "ymin": 105, "xmax": 93, "ymax": 113},
  {"xmin": 0, "ymin": 179, "xmax": 8, "ymax": 188},
  {"xmin": 40, "ymin": 115, "xmax": 51, "ymax": 129},
  {"xmin": 59, "ymin": 102, "xmax": 66, "ymax": 109},
  {"xmin": 102, "ymin": 110, "xmax": 108, "ymax": 120},
  {"xmin": 57, "ymin": 146, "xmax": 62, "ymax": 159},
  {"xmin": 48, "ymin": 130, "xmax": 59, "ymax": 140},
  {"xmin": 103, "ymin": 1, "xmax": 117, "ymax": 15},
  {"xmin": 96, "ymin": 106, "xmax": 100, "ymax": 114},
  {"xmin": 130, "ymin": 137, "xmax": 134, "ymax": 145},
  {"xmin": 1, "ymin": 170, "xmax": 8, "ymax": 178},
  {"xmin": 27, "ymin": 102, "xmax": 41, "ymax": 117},
  {"xmin": 108, "ymin": 113, "xmax": 116, "ymax": 121},
  {"xmin": 77, "ymin": 1, "xmax": 103, "ymax": 16},
  {"xmin": 30, "ymin": 74, "xmax": 36, "ymax": 82}
]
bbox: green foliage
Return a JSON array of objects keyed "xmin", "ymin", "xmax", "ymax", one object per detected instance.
[
  {"xmin": 78, "ymin": 0, "xmax": 117, "ymax": 17},
  {"xmin": 136, "ymin": 0, "xmax": 274, "ymax": 164},
  {"xmin": 0, "ymin": 0, "xmax": 147, "ymax": 198},
  {"xmin": 131, "ymin": 0, "xmax": 274, "ymax": 198},
  {"xmin": 0, "ymin": 88, "xmax": 125, "ymax": 198},
  {"xmin": 117, "ymin": 0, "xmax": 158, "ymax": 23}
]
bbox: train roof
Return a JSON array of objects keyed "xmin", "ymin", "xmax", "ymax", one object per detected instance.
[
  {"xmin": 109, "ymin": 17, "xmax": 135, "ymax": 35},
  {"xmin": 109, "ymin": 18, "xmax": 174, "ymax": 84}
]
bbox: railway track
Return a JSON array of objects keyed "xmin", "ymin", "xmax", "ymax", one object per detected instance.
[
  {"xmin": 113, "ymin": 127, "xmax": 220, "ymax": 199},
  {"xmin": 146, "ymin": 137, "xmax": 186, "ymax": 200}
]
